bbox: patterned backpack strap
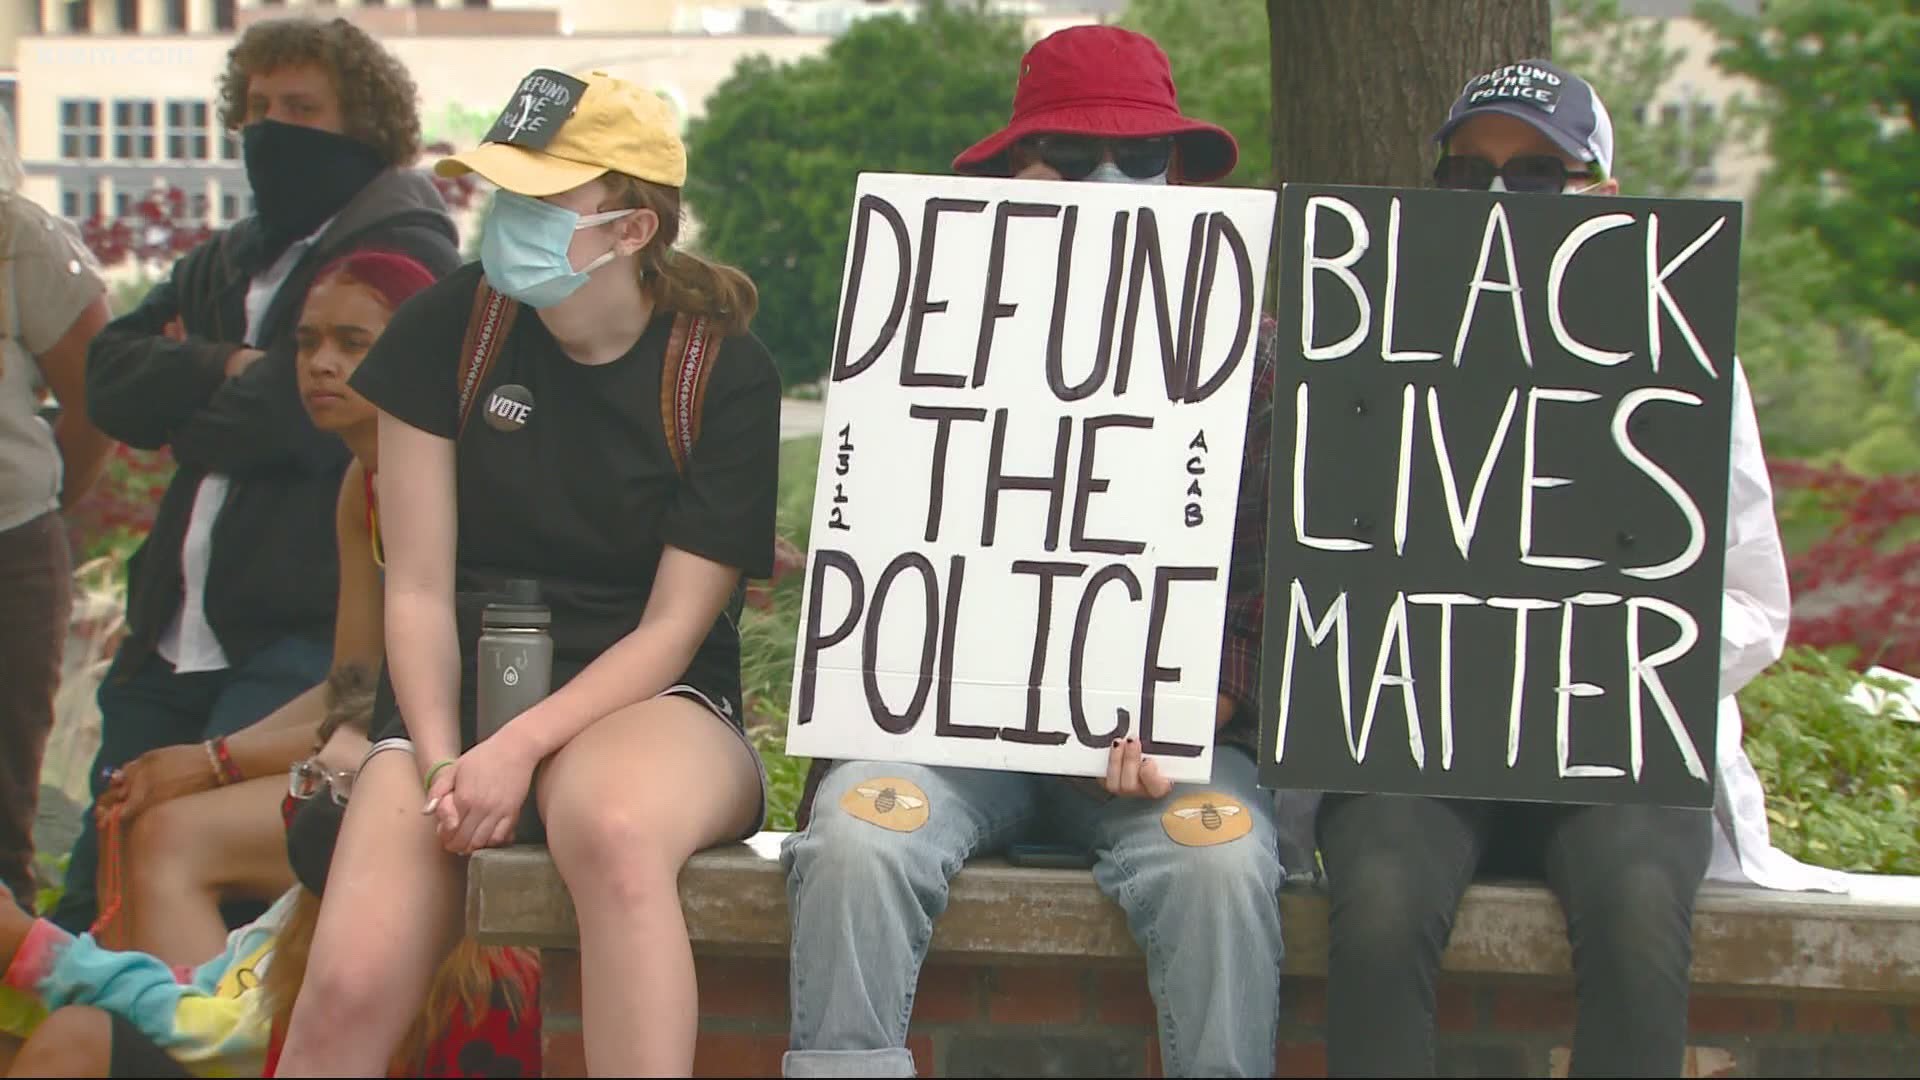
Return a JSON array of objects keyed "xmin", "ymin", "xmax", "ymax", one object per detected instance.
[
  {"xmin": 660, "ymin": 312, "xmax": 718, "ymax": 477},
  {"xmin": 457, "ymin": 279, "xmax": 520, "ymax": 436},
  {"xmin": 659, "ymin": 311, "xmax": 746, "ymax": 624}
]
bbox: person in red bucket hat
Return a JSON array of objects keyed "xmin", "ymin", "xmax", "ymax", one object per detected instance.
[
  {"xmin": 952, "ymin": 25, "xmax": 1239, "ymax": 184},
  {"xmin": 779, "ymin": 25, "xmax": 1291, "ymax": 1079}
]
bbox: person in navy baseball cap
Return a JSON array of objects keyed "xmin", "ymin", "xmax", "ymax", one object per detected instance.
[
  {"xmin": 1316, "ymin": 55, "xmax": 1814, "ymax": 1080},
  {"xmin": 1429, "ymin": 58, "xmax": 1620, "ymax": 195}
]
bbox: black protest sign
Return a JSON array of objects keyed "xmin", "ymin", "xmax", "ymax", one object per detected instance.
[
  {"xmin": 1258, "ymin": 183, "xmax": 1742, "ymax": 809},
  {"xmin": 483, "ymin": 69, "xmax": 588, "ymax": 150}
]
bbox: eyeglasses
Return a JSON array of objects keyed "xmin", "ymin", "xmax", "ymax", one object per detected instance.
[
  {"xmin": 1017, "ymin": 135, "xmax": 1174, "ymax": 181},
  {"xmin": 289, "ymin": 758, "xmax": 354, "ymax": 807},
  {"xmin": 1433, "ymin": 154, "xmax": 1594, "ymax": 194}
]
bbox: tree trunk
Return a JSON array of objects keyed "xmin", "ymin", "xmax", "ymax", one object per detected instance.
[{"xmin": 1268, "ymin": 0, "xmax": 1553, "ymax": 189}]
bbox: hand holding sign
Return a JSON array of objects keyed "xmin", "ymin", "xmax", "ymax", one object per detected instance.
[{"xmin": 787, "ymin": 173, "xmax": 1277, "ymax": 783}]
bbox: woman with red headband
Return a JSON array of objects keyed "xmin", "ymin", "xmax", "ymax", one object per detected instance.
[{"xmin": 92, "ymin": 250, "xmax": 438, "ymax": 969}]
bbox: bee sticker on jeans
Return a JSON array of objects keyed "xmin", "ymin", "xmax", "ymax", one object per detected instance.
[
  {"xmin": 840, "ymin": 777, "xmax": 930, "ymax": 833},
  {"xmin": 1161, "ymin": 792, "xmax": 1252, "ymax": 847}
]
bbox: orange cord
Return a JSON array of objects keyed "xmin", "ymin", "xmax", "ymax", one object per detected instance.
[{"xmin": 91, "ymin": 804, "xmax": 128, "ymax": 948}]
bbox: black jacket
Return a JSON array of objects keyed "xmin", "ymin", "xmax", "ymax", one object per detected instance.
[{"xmin": 86, "ymin": 167, "xmax": 461, "ymax": 671}]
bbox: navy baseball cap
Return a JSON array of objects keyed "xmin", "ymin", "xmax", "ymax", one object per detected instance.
[{"xmin": 1432, "ymin": 59, "xmax": 1615, "ymax": 177}]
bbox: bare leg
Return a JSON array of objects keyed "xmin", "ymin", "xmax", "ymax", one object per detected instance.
[
  {"xmin": 7, "ymin": 1006, "xmax": 113, "ymax": 1078},
  {"xmin": 537, "ymin": 697, "xmax": 759, "ymax": 1077},
  {"xmin": 126, "ymin": 777, "xmax": 295, "ymax": 968},
  {"xmin": 273, "ymin": 749, "xmax": 463, "ymax": 1077}
]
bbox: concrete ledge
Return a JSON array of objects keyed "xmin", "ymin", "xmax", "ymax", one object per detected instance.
[{"xmin": 467, "ymin": 833, "xmax": 1920, "ymax": 998}]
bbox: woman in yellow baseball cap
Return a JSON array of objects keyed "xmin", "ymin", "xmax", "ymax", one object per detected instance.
[{"xmin": 276, "ymin": 68, "xmax": 780, "ymax": 1077}]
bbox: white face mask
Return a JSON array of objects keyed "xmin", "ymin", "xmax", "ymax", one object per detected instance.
[{"xmin": 1086, "ymin": 161, "xmax": 1168, "ymax": 186}]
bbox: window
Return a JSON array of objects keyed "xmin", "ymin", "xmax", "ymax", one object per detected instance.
[
  {"xmin": 166, "ymin": 100, "xmax": 210, "ymax": 160},
  {"xmin": 114, "ymin": 190, "xmax": 133, "ymax": 219},
  {"xmin": 165, "ymin": 0, "xmax": 188, "ymax": 30},
  {"xmin": 214, "ymin": 0, "xmax": 236, "ymax": 30},
  {"xmin": 113, "ymin": 100, "xmax": 157, "ymax": 160},
  {"xmin": 59, "ymin": 100, "xmax": 103, "ymax": 160},
  {"xmin": 59, "ymin": 181, "xmax": 101, "ymax": 222},
  {"xmin": 116, "ymin": 0, "xmax": 138, "ymax": 30},
  {"xmin": 64, "ymin": 1, "xmax": 90, "ymax": 31},
  {"xmin": 188, "ymin": 190, "xmax": 210, "ymax": 223},
  {"xmin": 221, "ymin": 129, "xmax": 240, "ymax": 161},
  {"xmin": 221, "ymin": 190, "xmax": 253, "ymax": 222}
]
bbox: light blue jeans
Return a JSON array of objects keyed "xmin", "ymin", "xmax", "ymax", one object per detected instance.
[{"xmin": 781, "ymin": 745, "xmax": 1285, "ymax": 1078}]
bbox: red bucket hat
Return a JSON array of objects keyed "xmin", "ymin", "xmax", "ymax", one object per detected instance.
[{"xmin": 953, "ymin": 26, "xmax": 1239, "ymax": 183}]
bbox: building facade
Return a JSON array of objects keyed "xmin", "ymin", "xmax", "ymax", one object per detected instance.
[{"xmin": 15, "ymin": 0, "xmax": 838, "ymax": 231}]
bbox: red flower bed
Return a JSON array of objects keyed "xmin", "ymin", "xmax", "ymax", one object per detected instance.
[{"xmin": 1771, "ymin": 459, "xmax": 1920, "ymax": 672}]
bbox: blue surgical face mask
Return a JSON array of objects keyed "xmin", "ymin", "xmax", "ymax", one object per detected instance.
[
  {"xmin": 1086, "ymin": 160, "xmax": 1169, "ymax": 186},
  {"xmin": 480, "ymin": 190, "xmax": 635, "ymax": 308}
]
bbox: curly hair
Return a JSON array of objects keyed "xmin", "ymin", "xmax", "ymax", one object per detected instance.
[{"xmin": 216, "ymin": 16, "xmax": 422, "ymax": 166}]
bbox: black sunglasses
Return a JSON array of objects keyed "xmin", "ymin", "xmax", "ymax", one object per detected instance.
[
  {"xmin": 1433, "ymin": 154, "xmax": 1594, "ymax": 194},
  {"xmin": 1018, "ymin": 135, "xmax": 1175, "ymax": 181}
]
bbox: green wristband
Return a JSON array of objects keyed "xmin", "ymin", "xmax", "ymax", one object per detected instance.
[{"xmin": 423, "ymin": 759, "xmax": 456, "ymax": 793}]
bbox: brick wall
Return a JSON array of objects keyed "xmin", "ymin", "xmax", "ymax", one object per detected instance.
[{"xmin": 536, "ymin": 951, "xmax": 1920, "ymax": 1077}]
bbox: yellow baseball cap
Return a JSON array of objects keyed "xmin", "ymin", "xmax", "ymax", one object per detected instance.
[{"xmin": 435, "ymin": 68, "xmax": 686, "ymax": 195}]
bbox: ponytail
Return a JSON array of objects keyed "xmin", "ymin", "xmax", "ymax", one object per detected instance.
[{"xmin": 599, "ymin": 172, "xmax": 758, "ymax": 336}]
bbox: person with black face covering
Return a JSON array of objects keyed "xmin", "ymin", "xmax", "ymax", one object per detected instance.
[{"xmin": 57, "ymin": 16, "xmax": 461, "ymax": 938}]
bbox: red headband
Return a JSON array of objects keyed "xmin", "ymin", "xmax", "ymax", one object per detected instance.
[{"xmin": 311, "ymin": 249, "xmax": 437, "ymax": 312}]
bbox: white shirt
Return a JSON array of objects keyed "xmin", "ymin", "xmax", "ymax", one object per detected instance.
[
  {"xmin": 156, "ymin": 222, "xmax": 335, "ymax": 674},
  {"xmin": 1707, "ymin": 361, "xmax": 1848, "ymax": 892}
]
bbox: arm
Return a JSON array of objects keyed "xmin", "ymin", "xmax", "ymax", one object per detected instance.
[
  {"xmin": 166, "ymin": 336, "xmax": 345, "ymax": 477},
  {"xmin": 511, "ymin": 548, "xmax": 742, "ymax": 760},
  {"xmin": 446, "ymin": 545, "xmax": 743, "ymax": 851},
  {"xmin": 331, "ymin": 458, "xmax": 387, "ymax": 676},
  {"xmin": 33, "ymin": 295, "xmax": 115, "ymax": 508},
  {"xmin": 378, "ymin": 409, "xmax": 465, "ymax": 781},
  {"xmin": 1720, "ymin": 361, "xmax": 1791, "ymax": 698},
  {"xmin": 2, "ymin": 895, "xmax": 282, "ymax": 1064},
  {"xmin": 84, "ymin": 256, "xmax": 241, "ymax": 450}
]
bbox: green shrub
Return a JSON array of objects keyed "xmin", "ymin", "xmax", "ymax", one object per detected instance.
[
  {"xmin": 1736, "ymin": 646, "xmax": 1920, "ymax": 874},
  {"xmin": 741, "ymin": 436, "xmax": 823, "ymax": 831}
]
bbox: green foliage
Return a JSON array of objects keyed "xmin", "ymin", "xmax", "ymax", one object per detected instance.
[
  {"xmin": 1735, "ymin": 194, "xmax": 1920, "ymax": 474},
  {"xmin": 1556, "ymin": 0, "xmax": 1734, "ymax": 196},
  {"xmin": 1119, "ymin": 0, "xmax": 1271, "ymax": 187},
  {"xmin": 424, "ymin": 103, "xmax": 498, "ymax": 151},
  {"xmin": 685, "ymin": 2, "xmax": 1028, "ymax": 386},
  {"xmin": 1736, "ymin": 646, "xmax": 1920, "ymax": 874},
  {"xmin": 34, "ymin": 852, "xmax": 68, "ymax": 916},
  {"xmin": 739, "ymin": 436, "xmax": 823, "ymax": 831},
  {"xmin": 1701, "ymin": 0, "xmax": 1920, "ymax": 339}
]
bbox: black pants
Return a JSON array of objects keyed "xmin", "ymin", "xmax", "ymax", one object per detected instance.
[
  {"xmin": 0, "ymin": 512, "xmax": 70, "ymax": 906},
  {"xmin": 1316, "ymin": 793, "xmax": 1712, "ymax": 1078}
]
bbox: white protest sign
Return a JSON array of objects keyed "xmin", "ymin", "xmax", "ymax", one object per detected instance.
[{"xmin": 785, "ymin": 172, "xmax": 1278, "ymax": 783}]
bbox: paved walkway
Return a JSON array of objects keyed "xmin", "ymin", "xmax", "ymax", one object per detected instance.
[{"xmin": 782, "ymin": 397, "xmax": 825, "ymax": 442}]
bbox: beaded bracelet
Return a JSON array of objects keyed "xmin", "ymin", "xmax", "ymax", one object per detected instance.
[
  {"xmin": 203, "ymin": 740, "xmax": 225, "ymax": 786},
  {"xmin": 208, "ymin": 737, "xmax": 244, "ymax": 786}
]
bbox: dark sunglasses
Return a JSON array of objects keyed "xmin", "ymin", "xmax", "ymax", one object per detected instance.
[
  {"xmin": 1433, "ymin": 154, "xmax": 1594, "ymax": 194},
  {"xmin": 1018, "ymin": 134, "xmax": 1175, "ymax": 181}
]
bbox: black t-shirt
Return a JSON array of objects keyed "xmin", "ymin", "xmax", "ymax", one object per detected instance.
[{"xmin": 349, "ymin": 262, "xmax": 780, "ymax": 708}]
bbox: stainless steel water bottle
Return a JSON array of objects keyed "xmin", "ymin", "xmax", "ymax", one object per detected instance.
[{"xmin": 475, "ymin": 578, "xmax": 552, "ymax": 743}]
